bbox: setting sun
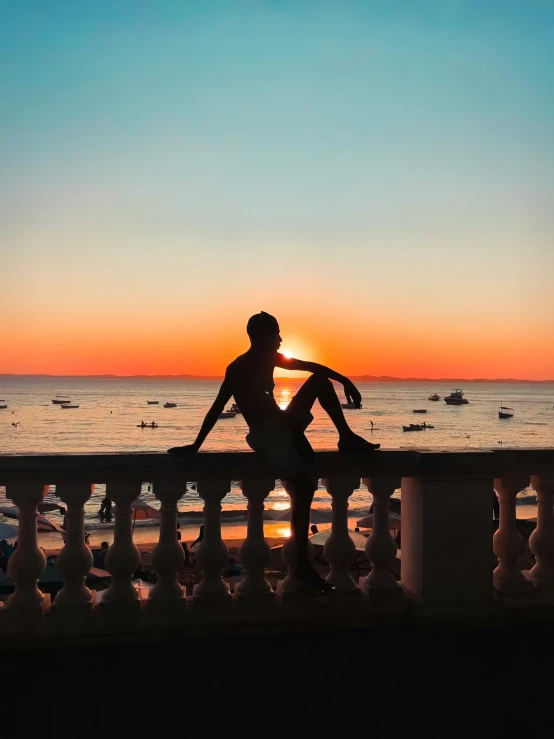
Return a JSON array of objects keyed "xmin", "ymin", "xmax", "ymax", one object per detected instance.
[{"xmin": 281, "ymin": 349, "xmax": 294, "ymax": 359}]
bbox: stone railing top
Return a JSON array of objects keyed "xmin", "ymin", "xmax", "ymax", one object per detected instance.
[{"xmin": 0, "ymin": 448, "xmax": 553, "ymax": 485}]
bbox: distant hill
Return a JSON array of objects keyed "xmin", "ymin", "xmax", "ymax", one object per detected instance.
[{"xmin": 1, "ymin": 373, "xmax": 552, "ymax": 383}]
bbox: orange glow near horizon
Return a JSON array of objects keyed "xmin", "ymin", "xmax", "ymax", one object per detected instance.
[{"xmin": 3, "ymin": 312, "xmax": 553, "ymax": 380}]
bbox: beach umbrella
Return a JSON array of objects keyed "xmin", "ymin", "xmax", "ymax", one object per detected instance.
[
  {"xmin": 0, "ymin": 505, "xmax": 65, "ymax": 534},
  {"xmin": 0, "ymin": 522, "xmax": 18, "ymax": 540},
  {"xmin": 356, "ymin": 511, "xmax": 401, "ymax": 531},
  {"xmin": 308, "ymin": 528, "xmax": 369, "ymax": 552},
  {"xmin": 131, "ymin": 499, "xmax": 161, "ymax": 521},
  {"xmin": 0, "ymin": 563, "xmax": 111, "ymax": 595},
  {"xmin": 270, "ymin": 508, "xmax": 330, "ymax": 525},
  {"xmin": 267, "ymin": 528, "xmax": 372, "ymax": 575}
]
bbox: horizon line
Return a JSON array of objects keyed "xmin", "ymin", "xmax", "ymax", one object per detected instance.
[{"xmin": 1, "ymin": 373, "xmax": 553, "ymax": 383}]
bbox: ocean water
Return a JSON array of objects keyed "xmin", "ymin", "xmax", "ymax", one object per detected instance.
[{"xmin": 1, "ymin": 377, "xmax": 552, "ymax": 535}]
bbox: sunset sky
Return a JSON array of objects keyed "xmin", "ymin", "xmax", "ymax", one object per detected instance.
[{"xmin": 2, "ymin": 1, "xmax": 553, "ymax": 379}]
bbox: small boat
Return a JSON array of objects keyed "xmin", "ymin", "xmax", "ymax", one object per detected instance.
[
  {"xmin": 60, "ymin": 404, "xmax": 79, "ymax": 409},
  {"xmin": 498, "ymin": 404, "xmax": 514, "ymax": 419},
  {"xmin": 164, "ymin": 402, "xmax": 177, "ymax": 408},
  {"xmin": 52, "ymin": 396, "xmax": 71, "ymax": 404},
  {"xmin": 0, "ymin": 401, "xmax": 7, "ymax": 409},
  {"xmin": 137, "ymin": 422, "xmax": 158, "ymax": 428},
  {"xmin": 147, "ymin": 400, "xmax": 159, "ymax": 405},
  {"xmin": 444, "ymin": 389, "xmax": 469, "ymax": 405},
  {"xmin": 219, "ymin": 411, "xmax": 236, "ymax": 419},
  {"xmin": 341, "ymin": 402, "xmax": 362, "ymax": 409},
  {"xmin": 229, "ymin": 403, "xmax": 241, "ymax": 414},
  {"xmin": 413, "ymin": 409, "xmax": 427, "ymax": 414},
  {"xmin": 402, "ymin": 422, "xmax": 434, "ymax": 431},
  {"xmin": 428, "ymin": 393, "xmax": 441, "ymax": 401}
]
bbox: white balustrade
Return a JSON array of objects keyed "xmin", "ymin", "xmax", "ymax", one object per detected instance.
[
  {"xmin": 527, "ymin": 474, "xmax": 554, "ymax": 592},
  {"xmin": 54, "ymin": 482, "xmax": 94, "ymax": 606},
  {"xmin": 321, "ymin": 477, "xmax": 360, "ymax": 591},
  {"xmin": 2, "ymin": 450, "xmax": 554, "ymax": 634},
  {"xmin": 150, "ymin": 481, "xmax": 186, "ymax": 603},
  {"xmin": 493, "ymin": 476, "xmax": 529, "ymax": 594},
  {"xmin": 362, "ymin": 477, "xmax": 401, "ymax": 591},
  {"xmin": 236, "ymin": 477, "xmax": 274, "ymax": 599},
  {"xmin": 193, "ymin": 479, "xmax": 231, "ymax": 601},
  {"xmin": 4, "ymin": 483, "xmax": 48, "ymax": 610},
  {"xmin": 102, "ymin": 482, "xmax": 142, "ymax": 604}
]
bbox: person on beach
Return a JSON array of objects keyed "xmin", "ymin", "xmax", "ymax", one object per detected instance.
[{"xmin": 168, "ymin": 311, "xmax": 379, "ymax": 594}]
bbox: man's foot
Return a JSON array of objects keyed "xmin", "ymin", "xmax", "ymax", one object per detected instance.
[
  {"xmin": 338, "ymin": 433, "xmax": 380, "ymax": 453},
  {"xmin": 295, "ymin": 566, "xmax": 335, "ymax": 595},
  {"xmin": 168, "ymin": 444, "xmax": 198, "ymax": 454}
]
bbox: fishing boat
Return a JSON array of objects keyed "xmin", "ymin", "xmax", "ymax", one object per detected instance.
[
  {"xmin": 219, "ymin": 411, "xmax": 236, "ymax": 419},
  {"xmin": 61, "ymin": 404, "xmax": 79, "ymax": 409},
  {"xmin": 444, "ymin": 389, "xmax": 469, "ymax": 405},
  {"xmin": 147, "ymin": 400, "xmax": 159, "ymax": 405},
  {"xmin": 229, "ymin": 403, "xmax": 241, "ymax": 414},
  {"xmin": 413, "ymin": 409, "xmax": 427, "ymax": 414},
  {"xmin": 498, "ymin": 404, "xmax": 514, "ymax": 419},
  {"xmin": 164, "ymin": 402, "xmax": 177, "ymax": 408},
  {"xmin": 52, "ymin": 396, "xmax": 71, "ymax": 404},
  {"xmin": 402, "ymin": 422, "xmax": 434, "ymax": 432},
  {"xmin": 428, "ymin": 393, "xmax": 441, "ymax": 401},
  {"xmin": 0, "ymin": 401, "xmax": 7, "ymax": 409}
]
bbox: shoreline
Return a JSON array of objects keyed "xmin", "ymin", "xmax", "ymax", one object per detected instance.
[{"xmin": 34, "ymin": 505, "xmax": 540, "ymax": 555}]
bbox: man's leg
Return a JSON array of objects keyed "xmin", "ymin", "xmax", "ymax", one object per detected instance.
[
  {"xmin": 286, "ymin": 474, "xmax": 316, "ymax": 577},
  {"xmin": 288, "ymin": 374, "xmax": 379, "ymax": 450}
]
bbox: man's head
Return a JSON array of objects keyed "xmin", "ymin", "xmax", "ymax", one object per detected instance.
[
  {"xmin": 246, "ymin": 311, "xmax": 281, "ymax": 351},
  {"xmin": 101, "ymin": 541, "xmax": 109, "ymax": 550}
]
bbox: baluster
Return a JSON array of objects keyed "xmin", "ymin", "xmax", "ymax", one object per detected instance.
[
  {"xmin": 236, "ymin": 476, "xmax": 274, "ymax": 600},
  {"xmin": 193, "ymin": 479, "xmax": 231, "ymax": 601},
  {"xmin": 149, "ymin": 480, "xmax": 186, "ymax": 603},
  {"xmin": 54, "ymin": 482, "xmax": 94, "ymax": 606},
  {"xmin": 527, "ymin": 474, "xmax": 554, "ymax": 592},
  {"xmin": 4, "ymin": 483, "xmax": 48, "ymax": 610},
  {"xmin": 361, "ymin": 477, "xmax": 403, "ymax": 610},
  {"xmin": 493, "ymin": 475, "xmax": 530, "ymax": 594},
  {"xmin": 321, "ymin": 477, "xmax": 360, "ymax": 592},
  {"xmin": 101, "ymin": 482, "xmax": 142, "ymax": 604}
]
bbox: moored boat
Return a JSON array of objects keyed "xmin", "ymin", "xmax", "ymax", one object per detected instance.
[
  {"xmin": 413, "ymin": 409, "xmax": 427, "ymax": 414},
  {"xmin": 402, "ymin": 422, "xmax": 434, "ymax": 431},
  {"xmin": 60, "ymin": 404, "xmax": 79, "ymax": 409},
  {"xmin": 444, "ymin": 389, "xmax": 469, "ymax": 405},
  {"xmin": 147, "ymin": 400, "xmax": 159, "ymax": 405},
  {"xmin": 498, "ymin": 403, "xmax": 514, "ymax": 419},
  {"xmin": 164, "ymin": 402, "xmax": 177, "ymax": 408},
  {"xmin": 219, "ymin": 411, "xmax": 236, "ymax": 419},
  {"xmin": 428, "ymin": 393, "xmax": 441, "ymax": 401},
  {"xmin": 52, "ymin": 396, "xmax": 71, "ymax": 404}
]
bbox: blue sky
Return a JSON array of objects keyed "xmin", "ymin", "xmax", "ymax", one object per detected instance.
[{"xmin": 1, "ymin": 1, "xmax": 553, "ymax": 377}]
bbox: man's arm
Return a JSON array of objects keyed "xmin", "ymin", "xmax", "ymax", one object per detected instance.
[
  {"xmin": 275, "ymin": 354, "xmax": 362, "ymax": 407},
  {"xmin": 168, "ymin": 378, "xmax": 232, "ymax": 454}
]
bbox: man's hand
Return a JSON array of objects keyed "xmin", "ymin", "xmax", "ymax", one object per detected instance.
[
  {"xmin": 343, "ymin": 380, "xmax": 362, "ymax": 409},
  {"xmin": 168, "ymin": 443, "xmax": 200, "ymax": 455}
]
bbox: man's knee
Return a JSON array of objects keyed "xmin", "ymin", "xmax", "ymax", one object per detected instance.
[{"xmin": 307, "ymin": 374, "xmax": 332, "ymax": 392}]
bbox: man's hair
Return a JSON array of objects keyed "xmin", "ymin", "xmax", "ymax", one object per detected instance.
[{"xmin": 246, "ymin": 311, "xmax": 279, "ymax": 339}]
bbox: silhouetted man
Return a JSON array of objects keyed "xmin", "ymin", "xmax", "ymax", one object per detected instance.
[{"xmin": 169, "ymin": 311, "xmax": 379, "ymax": 593}]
